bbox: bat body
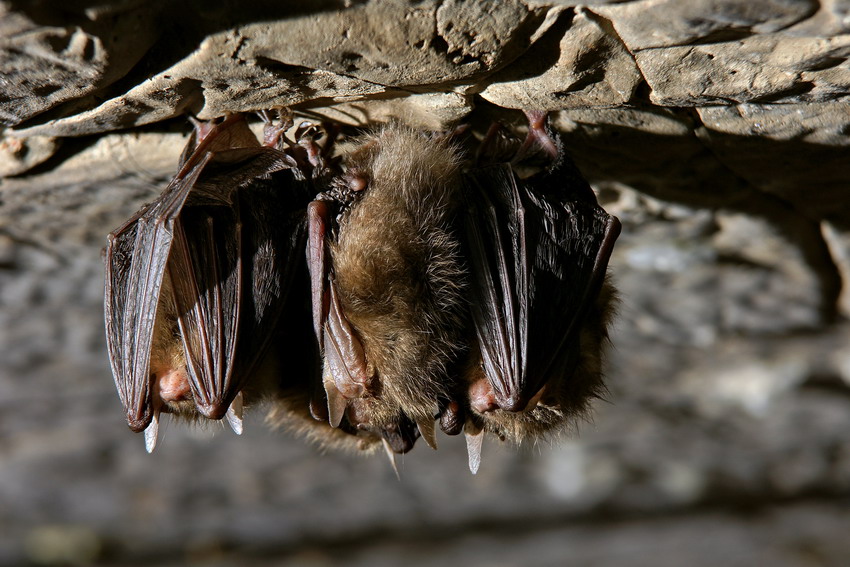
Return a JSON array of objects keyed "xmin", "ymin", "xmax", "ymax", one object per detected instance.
[
  {"xmin": 106, "ymin": 111, "xmax": 620, "ymax": 470},
  {"xmin": 306, "ymin": 126, "xmax": 469, "ymax": 453},
  {"xmin": 459, "ymin": 127, "xmax": 619, "ymax": 450}
]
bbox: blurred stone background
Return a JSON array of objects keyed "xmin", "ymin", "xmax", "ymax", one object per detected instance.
[{"xmin": 2, "ymin": 0, "xmax": 850, "ymax": 565}]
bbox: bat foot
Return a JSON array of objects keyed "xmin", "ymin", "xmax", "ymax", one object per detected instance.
[
  {"xmin": 475, "ymin": 122, "xmax": 513, "ymax": 164},
  {"xmin": 513, "ymin": 110, "xmax": 560, "ymax": 164},
  {"xmin": 260, "ymin": 109, "xmax": 294, "ymax": 149}
]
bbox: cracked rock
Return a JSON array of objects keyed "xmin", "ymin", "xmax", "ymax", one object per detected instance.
[{"xmin": 479, "ymin": 7, "xmax": 643, "ymax": 109}]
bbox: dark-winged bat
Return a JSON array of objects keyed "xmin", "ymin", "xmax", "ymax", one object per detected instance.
[
  {"xmin": 457, "ymin": 113, "xmax": 619, "ymax": 470},
  {"xmin": 105, "ymin": 113, "xmax": 322, "ymax": 451},
  {"xmin": 106, "ymin": 110, "xmax": 620, "ymax": 472}
]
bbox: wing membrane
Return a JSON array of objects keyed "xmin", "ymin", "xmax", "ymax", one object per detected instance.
[{"xmin": 463, "ymin": 161, "xmax": 620, "ymax": 411}]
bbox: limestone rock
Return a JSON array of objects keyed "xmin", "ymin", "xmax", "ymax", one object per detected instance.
[
  {"xmin": 593, "ymin": 0, "xmax": 817, "ymax": 50},
  {"xmin": 696, "ymin": 103, "xmax": 850, "ymax": 223},
  {"xmin": 12, "ymin": 0, "xmax": 542, "ymax": 137},
  {"xmin": 0, "ymin": 133, "xmax": 59, "ymax": 176},
  {"xmin": 637, "ymin": 34, "xmax": 850, "ymax": 106},
  {"xmin": 304, "ymin": 92, "xmax": 474, "ymax": 130},
  {"xmin": 479, "ymin": 8, "xmax": 643, "ymax": 109},
  {"xmin": 0, "ymin": 1, "xmax": 160, "ymax": 126}
]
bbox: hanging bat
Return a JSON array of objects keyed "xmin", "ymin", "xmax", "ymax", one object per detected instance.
[
  {"xmin": 307, "ymin": 111, "xmax": 620, "ymax": 471},
  {"xmin": 455, "ymin": 112, "xmax": 619, "ymax": 471},
  {"xmin": 104, "ymin": 113, "xmax": 324, "ymax": 452},
  {"xmin": 304, "ymin": 123, "xmax": 469, "ymax": 461}
]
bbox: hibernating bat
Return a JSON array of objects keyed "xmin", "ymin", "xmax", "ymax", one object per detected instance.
[
  {"xmin": 305, "ymin": 111, "xmax": 620, "ymax": 472},
  {"xmin": 104, "ymin": 113, "xmax": 324, "ymax": 452}
]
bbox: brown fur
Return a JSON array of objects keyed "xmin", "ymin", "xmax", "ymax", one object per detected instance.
[{"xmin": 328, "ymin": 125, "xmax": 470, "ymax": 426}]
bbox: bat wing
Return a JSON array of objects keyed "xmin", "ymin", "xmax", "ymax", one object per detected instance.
[
  {"xmin": 106, "ymin": 115, "xmax": 303, "ymax": 429},
  {"xmin": 166, "ymin": 201, "xmax": 242, "ymax": 419},
  {"xmin": 167, "ymin": 149, "xmax": 310, "ymax": 420},
  {"xmin": 306, "ymin": 200, "xmax": 371, "ymax": 427},
  {"xmin": 104, "ymin": 154, "xmax": 211, "ymax": 431},
  {"xmin": 462, "ymin": 160, "xmax": 621, "ymax": 412}
]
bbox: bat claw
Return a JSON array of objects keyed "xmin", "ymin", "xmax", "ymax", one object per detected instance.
[
  {"xmin": 381, "ymin": 438, "xmax": 401, "ymax": 480},
  {"xmin": 416, "ymin": 418, "xmax": 438, "ymax": 450},
  {"xmin": 144, "ymin": 410, "xmax": 160, "ymax": 454},
  {"xmin": 464, "ymin": 421, "xmax": 484, "ymax": 475},
  {"xmin": 513, "ymin": 110, "xmax": 560, "ymax": 164},
  {"xmin": 225, "ymin": 392, "xmax": 244, "ymax": 435}
]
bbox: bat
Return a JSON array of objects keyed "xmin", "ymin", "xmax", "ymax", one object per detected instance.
[
  {"xmin": 305, "ymin": 123, "xmax": 469, "ymax": 462},
  {"xmin": 104, "ymin": 113, "xmax": 322, "ymax": 452},
  {"xmin": 456, "ymin": 112, "xmax": 619, "ymax": 471},
  {"xmin": 308, "ymin": 111, "xmax": 620, "ymax": 471}
]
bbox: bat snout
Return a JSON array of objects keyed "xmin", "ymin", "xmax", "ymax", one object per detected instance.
[
  {"xmin": 469, "ymin": 376, "xmax": 499, "ymax": 413},
  {"xmin": 155, "ymin": 368, "xmax": 192, "ymax": 403}
]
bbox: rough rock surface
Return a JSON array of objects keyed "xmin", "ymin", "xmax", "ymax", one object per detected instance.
[{"xmin": 2, "ymin": 0, "xmax": 850, "ymax": 565}]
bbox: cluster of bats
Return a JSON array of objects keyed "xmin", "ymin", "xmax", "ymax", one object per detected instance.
[{"xmin": 104, "ymin": 110, "xmax": 620, "ymax": 473}]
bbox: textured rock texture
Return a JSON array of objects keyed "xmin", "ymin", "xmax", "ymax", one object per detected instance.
[{"xmin": 2, "ymin": 0, "xmax": 850, "ymax": 565}]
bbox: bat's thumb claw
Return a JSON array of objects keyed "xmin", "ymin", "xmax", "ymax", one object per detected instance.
[
  {"xmin": 416, "ymin": 418, "xmax": 438, "ymax": 450},
  {"xmin": 382, "ymin": 438, "xmax": 401, "ymax": 480},
  {"xmin": 324, "ymin": 380, "xmax": 347, "ymax": 428}
]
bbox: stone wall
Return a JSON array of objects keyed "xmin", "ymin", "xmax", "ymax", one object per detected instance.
[{"xmin": 2, "ymin": 1, "xmax": 850, "ymax": 565}]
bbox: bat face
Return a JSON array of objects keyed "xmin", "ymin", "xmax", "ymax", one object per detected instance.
[{"xmin": 106, "ymin": 110, "xmax": 620, "ymax": 470}]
